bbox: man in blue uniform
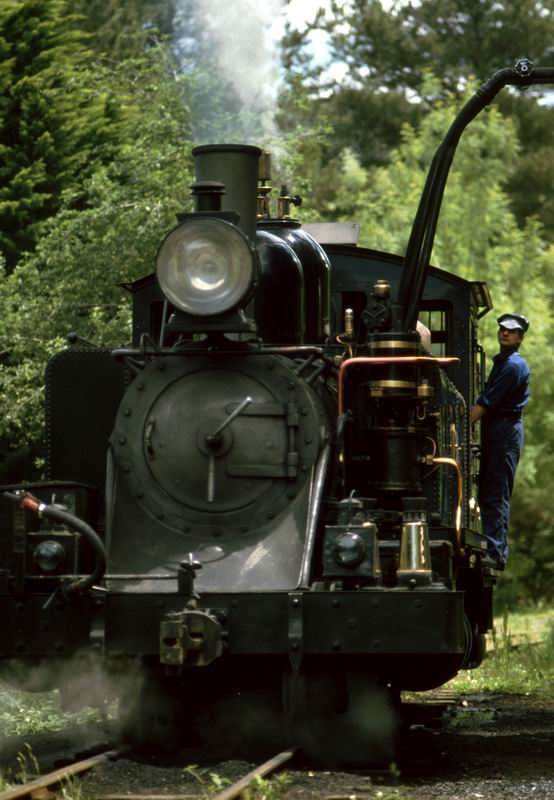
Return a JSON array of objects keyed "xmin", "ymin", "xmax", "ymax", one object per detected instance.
[{"xmin": 470, "ymin": 313, "xmax": 530, "ymax": 567}]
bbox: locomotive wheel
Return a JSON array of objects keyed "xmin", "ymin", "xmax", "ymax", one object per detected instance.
[
  {"xmin": 283, "ymin": 658, "xmax": 400, "ymax": 767},
  {"xmin": 464, "ymin": 619, "xmax": 487, "ymax": 669}
]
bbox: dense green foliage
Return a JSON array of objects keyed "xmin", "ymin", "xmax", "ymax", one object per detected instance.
[
  {"xmin": 0, "ymin": 0, "xmax": 100, "ymax": 270},
  {"xmin": 71, "ymin": 0, "xmax": 176, "ymax": 57},
  {"xmin": 322, "ymin": 0, "xmax": 554, "ymax": 89},
  {"xmin": 284, "ymin": 0, "xmax": 554, "ymax": 237},
  {"xmin": 0, "ymin": 10, "xmax": 193, "ymax": 477}
]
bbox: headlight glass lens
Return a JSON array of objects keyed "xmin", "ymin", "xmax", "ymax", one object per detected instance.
[
  {"xmin": 332, "ymin": 532, "xmax": 367, "ymax": 567},
  {"xmin": 156, "ymin": 218, "xmax": 254, "ymax": 316},
  {"xmin": 33, "ymin": 540, "xmax": 66, "ymax": 574}
]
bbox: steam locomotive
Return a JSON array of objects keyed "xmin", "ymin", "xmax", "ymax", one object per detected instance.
[{"xmin": 1, "ymin": 62, "xmax": 553, "ymax": 763}]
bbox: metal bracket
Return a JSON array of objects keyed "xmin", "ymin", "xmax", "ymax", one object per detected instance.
[
  {"xmin": 160, "ymin": 609, "xmax": 223, "ymax": 671},
  {"xmin": 89, "ymin": 595, "xmax": 106, "ymax": 655},
  {"xmin": 288, "ymin": 592, "xmax": 304, "ymax": 674},
  {"xmin": 514, "ymin": 57, "xmax": 533, "ymax": 78},
  {"xmin": 284, "ymin": 592, "xmax": 305, "ymax": 736}
]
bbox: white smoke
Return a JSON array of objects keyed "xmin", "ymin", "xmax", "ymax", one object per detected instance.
[
  {"xmin": 175, "ymin": 0, "xmax": 286, "ymax": 144},
  {"xmin": 195, "ymin": 0, "xmax": 284, "ymax": 109}
]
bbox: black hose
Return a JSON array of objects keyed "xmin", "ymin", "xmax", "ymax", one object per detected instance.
[
  {"xmin": 3, "ymin": 490, "xmax": 22, "ymax": 503},
  {"xmin": 39, "ymin": 505, "xmax": 107, "ymax": 595},
  {"xmin": 2, "ymin": 491, "xmax": 107, "ymax": 595}
]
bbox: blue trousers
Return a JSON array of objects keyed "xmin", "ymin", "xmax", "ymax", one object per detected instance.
[{"xmin": 479, "ymin": 417, "xmax": 523, "ymax": 563}]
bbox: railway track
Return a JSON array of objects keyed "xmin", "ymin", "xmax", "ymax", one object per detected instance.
[
  {"xmin": 99, "ymin": 749, "xmax": 296, "ymax": 800},
  {"xmin": 0, "ymin": 748, "xmax": 122, "ymax": 800},
  {"xmin": 0, "ymin": 747, "xmax": 296, "ymax": 800},
  {"xmin": 0, "ymin": 693, "xmax": 455, "ymax": 800},
  {"xmin": 0, "ymin": 690, "xmax": 458, "ymax": 800},
  {"xmin": 2, "ymin": 693, "xmax": 550, "ymax": 799}
]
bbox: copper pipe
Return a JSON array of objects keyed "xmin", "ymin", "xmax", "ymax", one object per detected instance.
[
  {"xmin": 337, "ymin": 356, "xmax": 459, "ymax": 415},
  {"xmin": 432, "ymin": 456, "xmax": 464, "ymax": 556}
]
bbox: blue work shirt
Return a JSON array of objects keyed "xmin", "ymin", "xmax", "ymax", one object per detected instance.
[{"xmin": 476, "ymin": 347, "xmax": 530, "ymax": 417}]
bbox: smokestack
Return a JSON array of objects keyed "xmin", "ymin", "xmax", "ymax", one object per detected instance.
[{"xmin": 192, "ymin": 144, "xmax": 262, "ymax": 241}]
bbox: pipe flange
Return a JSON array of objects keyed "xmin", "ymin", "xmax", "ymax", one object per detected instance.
[{"xmin": 514, "ymin": 57, "xmax": 533, "ymax": 78}]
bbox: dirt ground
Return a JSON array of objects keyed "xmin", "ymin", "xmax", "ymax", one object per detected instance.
[
  {"xmin": 1, "ymin": 692, "xmax": 553, "ymax": 799},
  {"xmin": 78, "ymin": 692, "xmax": 554, "ymax": 799}
]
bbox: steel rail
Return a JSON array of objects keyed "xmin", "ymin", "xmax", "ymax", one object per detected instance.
[
  {"xmin": 0, "ymin": 749, "xmax": 122, "ymax": 800},
  {"xmin": 98, "ymin": 796, "xmax": 196, "ymax": 799},
  {"xmin": 210, "ymin": 749, "xmax": 297, "ymax": 800},
  {"xmin": 97, "ymin": 749, "xmax": 297, "ymax": 800}
]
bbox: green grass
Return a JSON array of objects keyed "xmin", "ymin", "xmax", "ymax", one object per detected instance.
[
  {"xmin": 60, "ymin": 774, "xmax": 89, "ymax": 800},
  {"xmin": 449, "ymin": 606, "xmax": 554, "ymax": 696},
  {"xmin": 0, "ymin": 682, "xmax": 107, "ymax": 737},
  {"xmin": 0, "ymin": 744, "xmax": 41, "ymax": 793},
  {"xmin": 182, "ymin": 766, "xmax": 291, "ymax": 799}
]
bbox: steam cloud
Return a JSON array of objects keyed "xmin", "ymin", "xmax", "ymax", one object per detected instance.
[
  {"xmin": 174, "ymin": 0, "xmax": 286, "ymax": 144},
  {"xmin": 191, "ymin": 0, "xmax": 284, "ymax": 108}
]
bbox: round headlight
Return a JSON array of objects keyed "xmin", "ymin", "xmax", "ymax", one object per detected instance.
[
  {"xmin": 156, "ymin": 218, "xmax": 254, "ymax": 316},
  {"xmin": 33, "ymin": 540, "xmax": 66, "ymax": 574},
  {"xmin": 332, "ymin": 532, "xmax": 367, "ymax": 567}
]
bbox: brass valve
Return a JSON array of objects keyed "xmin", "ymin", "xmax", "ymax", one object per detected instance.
[
  {"xmin": 257, "ymin": 150, "xmax": 273, "ymax": 219},
  {"xmin": 344, "ymin": 308, "xmax": 354, "ymax": 339},
  {"xmin": 277, "ymin": 185, "xmax": 302, "ymax": 219}
]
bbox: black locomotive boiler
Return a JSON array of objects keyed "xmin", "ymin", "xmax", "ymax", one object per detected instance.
[{"xmin": 2, "ymin": 62, "xmax": 553, "ymax": 763}]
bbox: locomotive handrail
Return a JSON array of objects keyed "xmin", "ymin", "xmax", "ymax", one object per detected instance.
[
  {"xmin": 337, "ymin": 356, "xmax": 460, "ymax": 416},
  {"xmin": 397, "ymin": 60, "xmax": 554, "ymax": 331},
  {"xmin": 432, "ymin": 457, "xmax": 464, "ymax": 555},
  {"xmin": 111, "ymin": 344, "xmax": 336, "ymax": 365},
  {"xmin": 298, "ymin": 443, "xmax": 331, "ymax": 588}
]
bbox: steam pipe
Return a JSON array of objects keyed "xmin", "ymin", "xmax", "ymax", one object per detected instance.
[
  {"xmin": 192, "ymin": 144, "xmax": 262, "ymax": 241},
  {"xmin": 298, "ymin": 444, "xmax": 331, "ymax": 588},
  {"xmin": 397, "ymin": 61, "xmax": 554, "ymax": 332},
  {"xmin": 111, "ymin": 344, "xmax": 336, "ymax": 365}
]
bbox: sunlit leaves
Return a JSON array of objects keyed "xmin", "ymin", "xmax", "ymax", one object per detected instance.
[{"xmin": 0, "ymin": 48, "xmax": 193, "ymax": 478}]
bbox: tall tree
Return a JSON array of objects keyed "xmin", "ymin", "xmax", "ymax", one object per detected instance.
[
  {"xmin": 0, "ymin": 46, "xmax": 193, "ymax": 482},
  {"xmin": 285, "ymin": 0, "xmax": 554, "ymax": 238},
  {"xmin": 0, "ymin": 0, "xmax": 113, "ymax": 271},
  {"xmin": 322, "ymin": 0, "xmax": 554, "ymax": 92},
  {"xmin": 69, "ymin": 0, "xmax": 176, "ymax": 58}
]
